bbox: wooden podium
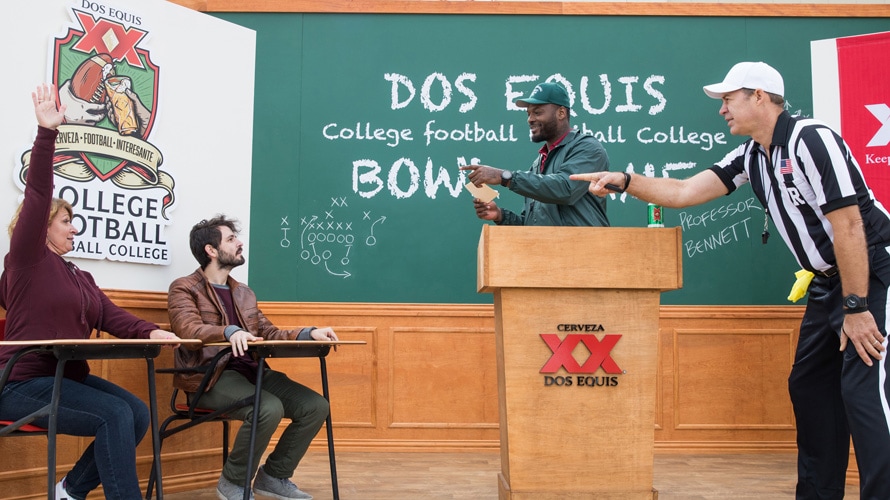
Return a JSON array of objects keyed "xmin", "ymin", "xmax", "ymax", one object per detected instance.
[{"xmin": 477, "ymin": 225, "xmax": 682, "ymax": 500}]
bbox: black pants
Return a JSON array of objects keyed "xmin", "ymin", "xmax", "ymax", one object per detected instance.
[{"xmin": 789, "ymin": 245, "xmax": 890, "ymax": 500}]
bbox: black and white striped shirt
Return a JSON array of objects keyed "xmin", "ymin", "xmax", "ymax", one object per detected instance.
[{"xmin": 710, "ymin": 111, "xmax": 890, "ymax": 274}]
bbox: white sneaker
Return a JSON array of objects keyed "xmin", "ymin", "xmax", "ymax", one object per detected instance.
[{"xmin": 55, "ymin": 478, "xmax": 72, "ymax": 500}]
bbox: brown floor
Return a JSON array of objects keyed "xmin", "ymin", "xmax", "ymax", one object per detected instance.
[{"xmin": 161, "ymin": 451, "xmax": 861, "ymax": 500}]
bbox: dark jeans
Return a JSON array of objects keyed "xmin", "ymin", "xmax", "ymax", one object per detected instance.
[{"xmin": 0, "ymin": 374, "xmax": 148, "ymax": 500}]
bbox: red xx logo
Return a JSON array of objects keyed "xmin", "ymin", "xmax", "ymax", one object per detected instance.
[
  {"xmin": 72, "ymin": 10, "xmax": 148, "ymax": 68},
  {"xmin": 540, "ymin": 334, "xmax": 622, "ymax": 374}
]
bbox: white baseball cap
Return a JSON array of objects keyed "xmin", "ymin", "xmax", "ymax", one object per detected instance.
[{"xmin": 703, "ymin": 61, "xmax": 784, "ymax": 99}]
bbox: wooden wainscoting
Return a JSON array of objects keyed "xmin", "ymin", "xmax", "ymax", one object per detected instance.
[
  {"xmin": 655, "ymin": 306, "xmax": 803, "ymax": 453},
  {"xmin": 0, "ymin": 292, "xmax": 811, "ymax": 497}
]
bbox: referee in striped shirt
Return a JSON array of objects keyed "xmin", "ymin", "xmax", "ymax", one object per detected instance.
[{"xmin": 572, "ymin": 61, "xmax": 890, "ymax": 500}]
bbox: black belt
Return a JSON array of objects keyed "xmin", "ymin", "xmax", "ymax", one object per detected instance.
[
  {"xmin": 870, "ymin": 241, "xmax": 890, "ymax": 252},
  {"xmin": 812, "ymin": 266, "xmax": 838, "ymax": 278},
  {"xmin": 810, "ymin": 242, "xmax": 890, "ymax": 279}
]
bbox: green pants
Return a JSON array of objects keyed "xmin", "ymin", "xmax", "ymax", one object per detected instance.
[{"xmin": 195, "ymin": 368, "xmax": 329, "ymax": 484}]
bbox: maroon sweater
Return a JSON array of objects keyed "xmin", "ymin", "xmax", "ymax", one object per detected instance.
[{"xmin": 0, "ymin": 126, "xmax": 158, "ymax": 382}]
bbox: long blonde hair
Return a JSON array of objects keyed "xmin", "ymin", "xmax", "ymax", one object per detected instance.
[{"xmin": 7, "ymin": 198, "xmax": 74, "ymax": 238}]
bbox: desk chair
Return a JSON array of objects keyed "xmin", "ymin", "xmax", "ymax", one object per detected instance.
[
  {"xmin": 2, "ymin": 320, "xmax": 173, "ymax": 500},
  {"xmin": 0, "ymin": 318, "xmax": 47, "ymax": 433},
  {"xmin": 0, "ymin": 317, "xmax": 66, "ymax": 500},
  {"xmin": 146, "ymin": 347, "xmax": 254, "ymax": 500},
  {"xmin": 147, "ymin": 343, "xmax": 341, "ymax": 500},
  {"xmin": 248, "ymin": 343, "xmax": 340, "ymax": 500}
]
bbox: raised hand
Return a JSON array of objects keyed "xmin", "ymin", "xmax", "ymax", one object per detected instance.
[{"xmin": 32, "ymin": 83, "xmax": 67, "ymax": 130}]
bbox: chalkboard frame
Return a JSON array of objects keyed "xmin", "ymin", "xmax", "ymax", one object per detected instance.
[
  {"xmin": 182, "ymin": 0, "xmax": 890, "ymax": 19},
  {"xmin": 193, "ymin": 1, "xmax": 890, "ymax": 306}
]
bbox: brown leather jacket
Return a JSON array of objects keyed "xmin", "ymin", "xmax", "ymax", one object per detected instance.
[{"xmin": 167, "ymin": 268, "xmax": 313, "ymax": 392}]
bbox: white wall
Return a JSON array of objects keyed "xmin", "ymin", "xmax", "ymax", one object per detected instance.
[{"xmin": 0, "ymin": 0, "xmax": 255, "ymax": 291}]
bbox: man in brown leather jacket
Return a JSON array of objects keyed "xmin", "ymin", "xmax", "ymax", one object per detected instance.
[{"xmin": 168, "ymin": 215, "xmax": 338, "ymax": 500}]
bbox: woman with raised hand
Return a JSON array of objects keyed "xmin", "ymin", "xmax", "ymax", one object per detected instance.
[{"xmin": 0, "ymin": 84, "xmax": 180, "ymax": 500}]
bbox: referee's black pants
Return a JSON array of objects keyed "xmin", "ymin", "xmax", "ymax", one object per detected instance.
[{"xmin": 789, "ymin": 245, "xmax": 890, "ymax": 500}]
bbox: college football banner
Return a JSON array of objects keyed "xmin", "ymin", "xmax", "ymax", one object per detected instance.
[
  {"xmin": 17, "ymin": 5, "xmax": 174, "ymax": 264},
  {"xmin": 0, "ymin": 1, "xmax": 255, "ymax": 291},
  {"xmin": 812, "ymin": 31, "xmax": 890, "ymax": 205}
]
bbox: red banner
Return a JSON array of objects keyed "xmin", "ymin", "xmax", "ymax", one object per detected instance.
[{"xmin": 836, "ymin": 31, "xmax": 890, "ymax": 204}]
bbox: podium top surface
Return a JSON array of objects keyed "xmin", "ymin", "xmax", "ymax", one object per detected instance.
[{"xmin": 477, "ymin": 225, "xmax": 683, "ymax": 292}]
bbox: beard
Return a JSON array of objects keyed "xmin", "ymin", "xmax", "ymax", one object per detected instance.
[
  {"xmin": 218, "ymin": 248, "xmax": 245, "ymax": 270},
  {"xmin": 531, "ymin": 119, "xmax": 559, "ymax": 143}
]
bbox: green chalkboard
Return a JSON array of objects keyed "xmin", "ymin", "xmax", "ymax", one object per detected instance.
[{"xmin": 213, "ymin": 12, "xmax": 888, "ymax": 305}]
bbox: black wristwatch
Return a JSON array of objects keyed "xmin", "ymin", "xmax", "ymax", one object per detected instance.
[
  {"xmin": 500, "ymin": 170, "xmax": 513, "ymax": 187},
  {"xmin": 843, "ymin": 294, "xmax": 869, "ymax": 314}
]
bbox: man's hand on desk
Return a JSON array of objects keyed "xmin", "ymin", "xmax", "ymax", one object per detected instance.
[
  {"xmin": 149, "ymin": 329, "xmax": 182, "ymax": 349},
  {"xmin": 230, "ymin": 329, "xmax": 260, "ymax": 357},
  {"xmin": 310, "ymin": 327, "xmax": 339, "ymax": 342}
]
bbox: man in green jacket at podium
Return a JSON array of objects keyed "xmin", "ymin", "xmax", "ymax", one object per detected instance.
[{"xmin": 462, "ymin": 81, "xmax": 610, "ymax": 227}]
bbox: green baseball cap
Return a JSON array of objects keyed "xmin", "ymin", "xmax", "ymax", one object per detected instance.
[{"xmin": 515, "ymin": 82, "xmax": 570, "ymax": 108}]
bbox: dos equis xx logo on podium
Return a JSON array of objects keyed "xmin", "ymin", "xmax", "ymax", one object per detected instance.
[{"xmin": 540, "ymin": 323, "xmax": 624, "ymax": 388}]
